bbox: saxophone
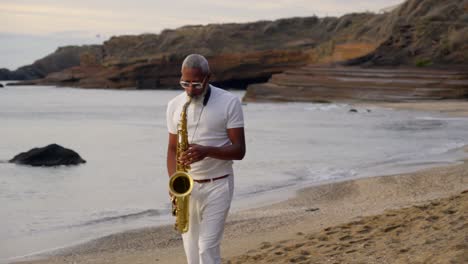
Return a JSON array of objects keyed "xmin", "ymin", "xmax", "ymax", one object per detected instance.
[{"xmin": 169, "ymin": 96, "xmax": 194, "ymax": 233}]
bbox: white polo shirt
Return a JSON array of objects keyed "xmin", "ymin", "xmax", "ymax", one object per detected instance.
[{"xmin": 166, "ymin": 84, "xmax": 244, "ymax": 180}]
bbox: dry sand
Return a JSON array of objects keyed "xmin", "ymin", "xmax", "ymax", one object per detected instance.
[
  {"xmin": 228, "ymin": 190, "xmax": 468, "ymax": 264},
  {"xmin": 12, "ymin": 101, "xmax": 468, "ymax": 264}
]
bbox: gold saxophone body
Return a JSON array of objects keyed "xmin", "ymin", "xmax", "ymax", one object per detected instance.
[{"xmin": 169, "ymin": 96, "xmax": 194, "ymax": 233}]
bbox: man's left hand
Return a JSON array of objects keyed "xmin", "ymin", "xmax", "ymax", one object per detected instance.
[{"xmin": 179, "ymin": 144, "xmax": 209, "ymax": 165}]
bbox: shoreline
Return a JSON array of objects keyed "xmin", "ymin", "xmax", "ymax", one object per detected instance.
[
  {"xmin": 355, "ymin": 100, "xmax": 468, "ymax": 117},
  {"xmin": 11, "ymin": 157, "xmax": 468, "ymax": 264},
  {"xmin": 9, "ymin": 100, "xmax": 468, "ymax": 264}
]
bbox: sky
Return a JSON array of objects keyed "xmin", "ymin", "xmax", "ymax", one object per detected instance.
[{"xmin": 1, "ymin": 0, "xmax": 405, "ymax": 70}]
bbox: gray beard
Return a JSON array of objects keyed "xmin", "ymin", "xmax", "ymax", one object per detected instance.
[{"xmin": 189, "ymin": 85, "xmax": 208, "ymax": 101}]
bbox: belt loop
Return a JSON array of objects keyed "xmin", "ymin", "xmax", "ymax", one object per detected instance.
[{"xmin": 210, "ymin": 178, "xmax": 214, "ymax": 183}]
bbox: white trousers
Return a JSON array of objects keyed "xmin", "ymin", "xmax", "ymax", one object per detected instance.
[{"xmin": 182, "ymin": 174, "xmax": 234, "ymax": 264}]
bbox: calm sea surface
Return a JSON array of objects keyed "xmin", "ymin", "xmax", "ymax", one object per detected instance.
[{"xmin": 1, "ymin": 83, "xmax": 467, "ymax": 262}]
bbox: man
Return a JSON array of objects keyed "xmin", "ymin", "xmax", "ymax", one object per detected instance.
[{"xmin": 166, "ymin": 54, "xmax": 246, "ymax": 264}]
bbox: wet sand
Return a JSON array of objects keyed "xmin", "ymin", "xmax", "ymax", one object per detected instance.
[
  {"xmin": 358, "ymin": 100, "xmax": 468, "ymax": 117},
  {"xmin": 12, "ymin": 101, "xmax": 468, "ymax": 264}
]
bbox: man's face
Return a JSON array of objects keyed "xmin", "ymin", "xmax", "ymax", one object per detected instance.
[{"xmin": 180, "ymin": 67, "xmax": 209, "ymax": 98}]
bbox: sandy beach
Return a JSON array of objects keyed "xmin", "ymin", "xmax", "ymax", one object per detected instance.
[{"xmin": 12, "ymin": 101, "xmax": 468, "ymax": 264}]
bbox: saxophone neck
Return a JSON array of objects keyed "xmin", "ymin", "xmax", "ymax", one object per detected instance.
[
  {"xmin": 180, "ymin": 96, "xmax": 192, "ymax": 123},
  {"xmin": 185, "ymin": 96, "xmax": 192, "ymax": 107},
  {"xmin": 176, "ymin": 95, "xmax": 192, "ymax": 172}
]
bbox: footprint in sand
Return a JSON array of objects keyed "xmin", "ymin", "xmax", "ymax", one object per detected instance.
[
  {"xmin": 259, "ymin": 242, "xmax": 272, "ymax": 249},
  {"xmin": 294, "ymin": 243, "xmax": 305, "ymax": 249},
  {"xmin": 349, "ymin": 220, "xmax": 365, "ymax": 225},
  {"xmin": 382, "ymin": 224, "xmax": 402, "ymax": 233},
  {"xmin": 357, "ymin": 225, "xmax": 373, "ymax": 234},
  {"xmin": 318, "ymin": 235, "xmax": 329, "ymax": 241},
  {"xmin": 410, "ymin": 215, "xmax": 425, "ymax": 221},
  {"xmin": 289, "ymin": 255, "xmax": 308, "ymax": 263},
  {"xmin": 348, "ymin": 237, "xmax": 370, "ymax": 244},
  {"xmin": 339, "ymin": 235, "xmax": 353, "ymax": 241},
  {"xmin": 425, "ymin": 215, "xmax": 440, "ymax": 222},
  {"xmin": 442, "ymin": 208, "xmax": 457, "ymax": 214}
]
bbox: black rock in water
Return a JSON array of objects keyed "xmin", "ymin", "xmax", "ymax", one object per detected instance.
[
  {"xmin": 10, "ymin": 144, "xmax": 86, "ymax": 166},
  {"xmin": 0, "ymin": 83, "xmax": 4, "ymax": 88},
  {"xmin": 349, "ymin": 109, "xmax": 358, "ymax": 113}
]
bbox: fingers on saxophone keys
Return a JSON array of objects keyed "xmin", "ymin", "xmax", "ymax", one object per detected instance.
[
  {"xmin": 181, "ymin": 151, "xmax": 196, "ymax": 164},
  {"xmin": 179, "ymin": 155, "xmax": 191, "ymax": 165},
  {"xmin": 178, "ymin": 159, "xmax": 188, "ymax": 165},
  {"xmin": 186, "ymin": 156, "xmax": 194, "ymax": 165}
]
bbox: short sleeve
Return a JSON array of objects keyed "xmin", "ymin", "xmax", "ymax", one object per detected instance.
[
  {"xmin": 226, "ymin": 97, "xmax": 244, "ymax": 129},
  {"xmin": 166, "ymin": 100, "xmax": 177, "ymax": 134}
]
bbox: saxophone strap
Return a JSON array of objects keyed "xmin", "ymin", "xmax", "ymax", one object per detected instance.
[
  {"xmin": 190, "ymin": 85, "xmax": 211, "ymax": 143},
  {"xmin": 203, "ymin": 85, "xmax": 211, "ymax": 106}
]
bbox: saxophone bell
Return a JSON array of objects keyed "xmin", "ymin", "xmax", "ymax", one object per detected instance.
[
  {"xmin": 169, "ymin": 171, "xmax": 194, "ymax": 199},
  {"xmin": 169, "ymin": 171, "xmax": 193, "ymax": 232}
]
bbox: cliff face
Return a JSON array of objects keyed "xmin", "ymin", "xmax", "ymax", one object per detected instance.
[
  {"xmin": 243, "ymin": 0, "xmax": 468, "ymax": 102},
  {"xmin": 101, "ymin": 14, "xmax": 387, "ymax": 66},
  {"xmin": 0, "ymin": 45, "xmax": 102, "ymax": 80},
  {"xmin": 345, "ymin": 0, "xmax": 468, "ymax": 66},
  {"xmin": 11, "ymin": 0, "xmax": 467, "ymax": 91},
  {"xmin": 21, "ymin": 13, "xmax": 389, "ymax": 89}
]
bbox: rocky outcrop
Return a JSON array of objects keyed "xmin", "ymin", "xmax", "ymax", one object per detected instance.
[
  {"xmin": 244, "ymin": 0, "xmax": 468, "ymax": 102},
  {"xmin": 0, "ymin": 68, "xmax": 25, "ymax": 81},
  {"xmin": 344, "ymin": 0, "xmax": 468, "ymax": 66},
  {"xmin": 9, "ymin": 144, "xmax": 86, "ymax": 166},
  {"xmin": 100, "ymin": 14, "xmax": 386, "ymax": 66},
  {"xmin": 32, "ymin": 49, "xmax": 315, "ymax": 89},
  {"xmin": 0, "ymin": 45, "xmax": 102, "ymax": 80},
  {"xmin": 244, "ymin": 66, "xmax": 468, "ymax": 102},
  {"xmin": 12, "ymin": 0, "xmax": 467, "ymax": 92},
  {"xmin": 17, "ymin": 13, "xmax": 389, "ymax": 89}
]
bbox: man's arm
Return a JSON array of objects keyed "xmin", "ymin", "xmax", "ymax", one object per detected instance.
[
  {"xmin": 167, "ymin": 133, "xmax": 178, "ymax": 177},
  {"xmin": 179, "ymin": 127, "xmax": 246, "ymax": 166}
]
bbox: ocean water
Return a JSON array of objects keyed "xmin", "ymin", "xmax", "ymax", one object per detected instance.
[{"xmin": 1, "ymin": 83, "xmax": 467, "ymax": 262}]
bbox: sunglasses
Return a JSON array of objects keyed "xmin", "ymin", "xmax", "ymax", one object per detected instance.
[{"xmin": 179, "ymin": 80, "xmax": 204, "ymax": 89}]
